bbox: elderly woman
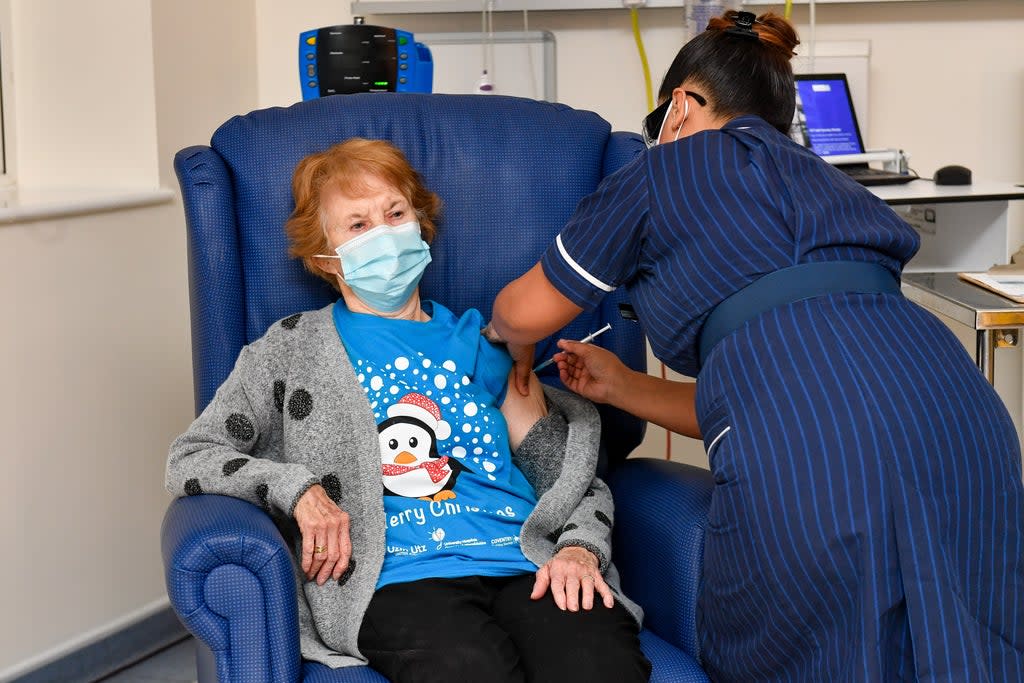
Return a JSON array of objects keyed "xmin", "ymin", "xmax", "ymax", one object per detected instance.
[{"xmin": 166, "ymin": 138, "xmax": 650, "ymax": 683}]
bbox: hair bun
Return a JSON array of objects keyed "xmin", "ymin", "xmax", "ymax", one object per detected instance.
[
  {"xmin": 707, "ymin": 10, "xmax": 799, "ymax": 60},
  {"xmin": 755, "ymin": 12, "xmax": 800, "ymax": 58}
]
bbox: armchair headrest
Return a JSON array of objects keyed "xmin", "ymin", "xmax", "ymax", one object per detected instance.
[
  {"xmin": 178, "ymin": 93, "xmax": 648, "ymax": 463},
  {"xmin": 210, "ymin": 93, "xmax": 613, "ymax": 340}
]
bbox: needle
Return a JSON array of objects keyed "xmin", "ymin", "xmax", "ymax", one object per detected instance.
[{"xmin": 533, "ymin": 323, "xmax": 612, "ymax": 373}]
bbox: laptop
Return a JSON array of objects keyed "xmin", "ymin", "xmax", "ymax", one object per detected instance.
[{"xmin": 791, "ymin": 73, "xmax": 916, "ymax": 186}]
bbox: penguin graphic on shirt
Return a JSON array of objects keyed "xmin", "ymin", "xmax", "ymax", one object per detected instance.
[{"xmin": 378, "ymin": 393, "xmax": 463, "ymax": 502}]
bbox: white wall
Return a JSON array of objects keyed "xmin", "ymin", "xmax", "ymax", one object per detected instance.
[
  {"xmin": 256, "ymin": 0, "xmax": 342, "ymax": 109},
  {"xmin": 153, "ymin": 0, "xmax": 260, "ymax": 187},
  {"xmin": 10, "ymin": 1, "xmax": 160, "ymax": 189},
  {"xmin": 0, "ymin": 0, "xmax": 259, "ymax": 676},
  {"xmin": 3, "ymin": 0, "xmax": 1023, "ymax": 674},
  {"xmin": 0, "ymin": 203, "xmax": 188, "ymax": 673}
]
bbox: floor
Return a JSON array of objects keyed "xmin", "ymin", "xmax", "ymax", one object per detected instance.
[{"xmin": 98, "ymin": 638, "xmax": 197, "ymax": 683}]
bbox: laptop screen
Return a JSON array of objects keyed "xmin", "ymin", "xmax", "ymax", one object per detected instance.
[{"xmin": 792, "ymin": 74, "xmax": 866, "ymax": 157}]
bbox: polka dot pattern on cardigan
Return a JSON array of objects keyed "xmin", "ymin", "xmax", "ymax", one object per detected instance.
[
  {"xmin": 321, "ymin": 474, "xmax": 342, "ymax": 504},
  {"xmin": 225, "ymin": 413, "xmax": 256, "ymax": 442},
  {"xmin": 288, "ymin": 389, "xmax": 313, "ymax": 420},
  {"xmin": 273, "ymin": 380, "xmax": 286, "ymax": 412},
  {"xmin": 255, "ymin": 483, "xmax": 270, "ymax": 511},
  {"xmin": 337, "ymin": 558, "xmax": 357, "ymax": 587},
  {"xmin": 222, "ymin": 458, "xmax": 249, "ymax": 476}
]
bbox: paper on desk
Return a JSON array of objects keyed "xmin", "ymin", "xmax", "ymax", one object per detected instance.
[
  {"xmin": 958, "ymin": 271, "xmax": 1024, "ymax": 303},
  {"xmin": 987, "ymin": 246, "xmax": 1024, "ymax": 274}
]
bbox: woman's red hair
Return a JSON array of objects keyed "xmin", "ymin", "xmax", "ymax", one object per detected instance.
[{"xmin": 285, "ymin": 138, "xmax": 441, "ymax": 291}]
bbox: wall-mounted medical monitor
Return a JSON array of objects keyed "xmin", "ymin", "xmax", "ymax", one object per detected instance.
[{"xmin": 299, "ymin": 24, "xmax": 432, "ymax": 100}]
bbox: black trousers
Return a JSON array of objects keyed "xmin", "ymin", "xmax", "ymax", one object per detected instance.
[{"xmin": 357, "ymin": 574, "xmax": 651, "ymax": 683}]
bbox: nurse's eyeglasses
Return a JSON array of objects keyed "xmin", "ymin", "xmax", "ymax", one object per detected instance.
[{"xmin": 641, "ymin": 91, "xmax": 708, "ymax": 148}]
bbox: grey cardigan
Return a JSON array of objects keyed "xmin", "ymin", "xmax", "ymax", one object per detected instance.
[{"xmin": 166, "ymin": 305, "xmax": 641, "ymax": 668}]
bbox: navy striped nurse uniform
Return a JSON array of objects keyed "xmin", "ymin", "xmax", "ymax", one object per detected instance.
[{"xmin": 540, "ymin": 114, "xmax": 1024, "ymax": 682}]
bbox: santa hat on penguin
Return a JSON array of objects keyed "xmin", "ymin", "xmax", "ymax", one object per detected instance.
[{"xmin": 387, "ymin": 393, "xmax": 452, "ymax": 440}]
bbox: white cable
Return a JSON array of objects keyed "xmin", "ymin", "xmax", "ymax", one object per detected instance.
[
  {"xmin": 808, "ymin": 0, "xmax": 816, "ymax": 72},
  {"xmin": 476, "ymin": 0, "xmax": 495, "ymax": 94},
  {"xmin": 487, "ymin": 0, "xmax": 495, "ymax": 78},
  {"xmin": 523, "ymin": 9, "xmax": 539, "ymax": 100},
  {"xmin": 480, "ymin": 2, "xmax": 487, "ymax": 73}
]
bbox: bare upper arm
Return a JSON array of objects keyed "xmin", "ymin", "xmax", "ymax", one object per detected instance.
[{"xmin": 500, "ymin": 370, "xmax": 549, "ymax": 451}]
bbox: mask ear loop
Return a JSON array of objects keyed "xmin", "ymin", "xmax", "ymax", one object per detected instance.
[{"xmin": 674, "ymin": 97, "xmax": 690, "ymax": 142}]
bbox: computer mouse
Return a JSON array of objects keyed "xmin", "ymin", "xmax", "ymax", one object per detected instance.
[{"xmin": 934, "ymin": 164, "xmax": 972, "ymax": 185}]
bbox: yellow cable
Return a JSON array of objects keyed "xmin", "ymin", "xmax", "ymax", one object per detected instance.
[
  {"xmin": 784, "ymin": 0, "xmax": 793, "ymax": 19},
  {"xmin": 630, "ymin": 7, "xmax": 655, "ymax": 111},
  {"xmin": 630, "ymin": 5, "xmax": 666, "ymax": 458}
]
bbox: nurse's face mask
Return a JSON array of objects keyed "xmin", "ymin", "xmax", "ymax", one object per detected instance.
[{"xmin": 641, "ymin": 91, "xmax": 708, "ymax": 148}]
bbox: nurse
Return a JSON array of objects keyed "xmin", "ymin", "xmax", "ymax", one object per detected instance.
[{"xmin": 489, "ymin": 9, "xmax": 1024, "ymax": 682}]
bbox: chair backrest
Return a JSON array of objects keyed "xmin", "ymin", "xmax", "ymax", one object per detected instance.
[{"xmin": 175, "ymin": 93, "xmax": 646, "ymax": 465}]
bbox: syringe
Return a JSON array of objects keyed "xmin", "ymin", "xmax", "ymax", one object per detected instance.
[{"xmin": 533, "ymin": 323, "xmax": 613, "ymax": 373}]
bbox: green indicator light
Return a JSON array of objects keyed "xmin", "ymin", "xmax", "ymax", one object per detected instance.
[
  {"xmin": 374, "ymin": 81, "xmax": 389, "ymax": 86},
  {"xmin": 399, "ymin": 36, "xmax": 408, "ymax": 45}
]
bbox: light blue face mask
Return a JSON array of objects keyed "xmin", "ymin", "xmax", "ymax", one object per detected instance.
[{"xmin": 335, "ymin": 220, "xmax": 432, "ymax": 312}]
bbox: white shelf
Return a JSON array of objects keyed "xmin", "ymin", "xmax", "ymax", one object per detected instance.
[{"xmin": 352, "ymin": 0, "xmax": 930, "ymax": 15}]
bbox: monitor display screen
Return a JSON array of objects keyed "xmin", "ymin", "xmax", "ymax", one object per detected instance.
[
  {"xmin": 316, "ymin": 26, "xmax": 397, "ymax": 95},
  {"xmin": 793, "ymin": 76, "xmax": 865, "ymax": 157}
]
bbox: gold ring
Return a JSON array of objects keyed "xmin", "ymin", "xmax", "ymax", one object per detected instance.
[
  {"xmin": 581, "ymin": 574, "xmax": 595, "ymax": 582},
  {"xmin": 314, "ymin": 545, "xmax": 327, "ymax": 554}
]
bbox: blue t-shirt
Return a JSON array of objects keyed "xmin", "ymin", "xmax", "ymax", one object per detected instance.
[{"xmin": 333, "ymin": 300, "xmax": 539, "ymax": 588}]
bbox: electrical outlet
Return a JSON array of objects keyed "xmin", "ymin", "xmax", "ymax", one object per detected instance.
[{"xmin": 894, "ymin": 204, "xmax": 937, "ymax": 235}]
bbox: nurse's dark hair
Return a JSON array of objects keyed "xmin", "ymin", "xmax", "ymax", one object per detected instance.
[
  {"xmin": 286, "ymin": 138, "xmax": 441, "ymax": 292},
  {"xmin": 658, "ymin": 10, "xmax": 799, "ymax": 134}
]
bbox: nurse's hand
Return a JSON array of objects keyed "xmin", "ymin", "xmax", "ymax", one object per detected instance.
[
  {"xmin": 554, "ymin": 339, "xmax": 631, "ymax": 406},
  {"xmin": 531, "ymin": 545, "xmax": 615, "ymax": 612}
]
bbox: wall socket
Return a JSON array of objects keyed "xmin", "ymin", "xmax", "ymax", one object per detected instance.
[{"xmin": 894, "ymin": 204, "xmax": 937, "ymax": 235}]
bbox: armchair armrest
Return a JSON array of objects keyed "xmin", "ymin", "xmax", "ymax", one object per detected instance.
[
  {"xmin": 608, "ymin": 458, "xmax": 714, "ymax": 659},
  {"xmin": 161, "ymin": 495, "xmax": 303, "ymax": 683}
]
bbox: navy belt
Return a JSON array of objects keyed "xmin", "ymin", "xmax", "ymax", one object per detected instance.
[{"xmin": 697, "ymin": 261, "xmax": 901, "ymax": 368}]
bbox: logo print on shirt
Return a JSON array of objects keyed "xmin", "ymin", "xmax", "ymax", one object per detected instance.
[
  {"xmin": 359, "ymin": 354, "xmax": 506, "ymax": 482},
  {"xmin": 378, "ymin": 393, "xmax": 464, "ymax": 501}
]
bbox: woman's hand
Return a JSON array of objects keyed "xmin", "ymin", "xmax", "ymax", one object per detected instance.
[
  {"xmin": 500, "ymin": 369, "xmax": 548, "ymax": 451},
  {"xmin": 531, "ymin": 546, "xmax": 614, "ymax": 612},
  {"xmin": 554, "ymin": 339, "xmax": 633, "ymax": 405},
  {"xmin": 294, "ymin": 484, "xmax": 352, "ymax": 585}
]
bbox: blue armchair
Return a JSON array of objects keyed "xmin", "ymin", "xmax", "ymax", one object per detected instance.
[{"xmin": 162, "ymin": 93, "xmax": 714, "ymax": 682}]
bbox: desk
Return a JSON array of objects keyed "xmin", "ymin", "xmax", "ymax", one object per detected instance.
[
  {"xmin": 871, "ymin": 180, "xmax": 1024, "ymax": 273},
  {"xmin": 872, "ymin": 180, "xmax": 1024, "ymax": 206},
  {"xmin": 878, "ymin": 181, "xmax": 1024, "ymax": 444},
  {"xmin": 902, "ymin": 272, "xmax": 1024, "ymax": 384}
]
